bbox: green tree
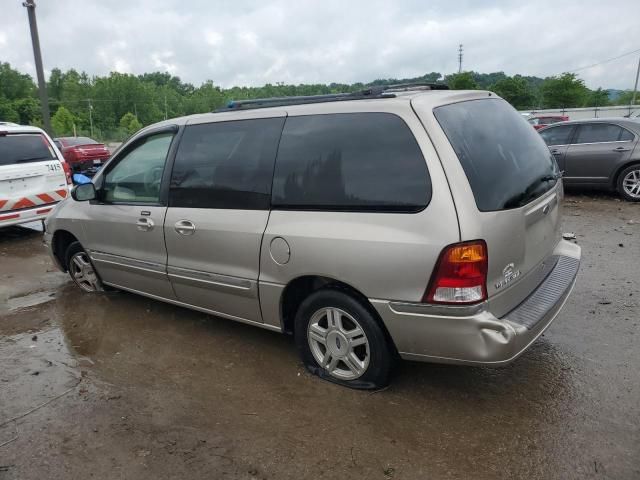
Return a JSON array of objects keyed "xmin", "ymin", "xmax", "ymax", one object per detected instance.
[
  {"xmin": 119, "ymin": 112, "xmax": 142, "ymax": 134},
  {"xmin": 13, "ymin": 97, "xmax": 40, "ymax": 124},
  {"xmin": 541, "ymin": 73, "xmax": 589, "ymax": 108},
  {"xmin": 51, "ymin": 106, "xmax": 76, "ymax": 135},
  {"xmin": 0, "ymin": 62, "xmax": 36, "ymax": 100},
  {"xmin": 446, "ymin": 72, "xmax": 478, "ymax": 90},
  {"xmin": 584, "ymin": 88, "xmax": 610, "ymax": 107},
  {"xmin": 0, "ymin": 97, "xmax": 20, "ymax": 123},
  {"xmin": 490, "ymin": 75, "xmax": 536, "ymax": 109},
  {"xmin": 612, "ymin": 90, "xmax": 639, "ymax": 106}
]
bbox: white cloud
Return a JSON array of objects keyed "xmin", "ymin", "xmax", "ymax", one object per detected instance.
[{"xmin": 0, "ymin": 0, "xmax": 638, "ymax": 89}]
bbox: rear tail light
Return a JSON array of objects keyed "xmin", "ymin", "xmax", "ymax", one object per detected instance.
[
  {"xmin": 423, "ymin": 240, "xmax": 488, "ymax": 304},
  {"xmin": 61, "ymin": 162, "xmax": 72, "ymax": 185}
]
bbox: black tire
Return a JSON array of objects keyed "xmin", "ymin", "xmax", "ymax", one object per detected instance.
[
  {"xmin": 65, "ymin": 241, "xmax": 104, "ymax": 292},
  {"xmin": 294, "ymin": 289, "xmax": 394, "ymax": 389},
  {"xmin": 616, "ymin": 164, "xmax": 640, "ymax": 202}
]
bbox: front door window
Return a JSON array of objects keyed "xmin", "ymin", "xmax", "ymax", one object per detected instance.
[{"xmin": 103, "ymin": 133, "xmax": 173, "ymax": 203}]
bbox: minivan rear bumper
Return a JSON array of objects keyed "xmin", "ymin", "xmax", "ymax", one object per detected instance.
[{"xmin": 371, "ymin": 240, "xmax": 581, "ymax": 366}]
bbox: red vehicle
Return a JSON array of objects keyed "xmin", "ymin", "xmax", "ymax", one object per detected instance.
[
  {"xmin": 528, "ymin": 115, "xmax": 569, "ymax": 130},
  {"xmin": 53, "ymin": 136, "xmax": 110, "ymax": 175}
]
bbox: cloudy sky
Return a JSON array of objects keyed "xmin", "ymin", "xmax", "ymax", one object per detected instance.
[{"xmin": 1, "ymin": 0, "xmax": 639, "ymax": 89}]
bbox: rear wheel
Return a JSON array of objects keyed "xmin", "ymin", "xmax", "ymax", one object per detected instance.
[
  {"xmin": 65, "ymin": 241, "xmax": 103, "ymax": 292},
  {"xmin": 617, "ymin": 164, "xmax": 640, "ymax": 202},
  {"xmin": 294, "ymin": 289, "xmax": 394, "ymax": 389}
]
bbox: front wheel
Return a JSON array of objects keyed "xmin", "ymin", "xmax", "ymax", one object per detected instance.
[
  {"xmin": 617, "ymin": 164, "xmax": 640, "ymax": 202},
  {"xmin": 294, "ymin": 289, "xmax": 394, "ymax": 389},
  {"xmin": 65, "ymin": 241, "xmax": 104, "ymax": 292}
]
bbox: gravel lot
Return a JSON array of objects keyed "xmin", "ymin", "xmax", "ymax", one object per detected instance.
[{"xmin": 0, "ymin": 192, "xmax": 638, "ymax": 480}]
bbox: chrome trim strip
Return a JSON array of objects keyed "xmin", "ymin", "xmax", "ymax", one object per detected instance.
[
  {"xmin": 102, "ymin": 281, "xmax": 281, "ymax": 332},
  {"xmin": 90, "ymin": 251, "xmax": 166, "ymax": 273},
  {"xmin": 167, "ymin": 266, "xmax": 251, "ymax": 289},
  {"xmin": 91, "ymin": 258, "xmax": 168, "ymax": 278},
  {"xmin": 380, "ymin": 299, "xmax": 488, "ymax": 317},
  {"xmin": 167, "ymin": 266, "xmax": 255, "ymax": 297}
]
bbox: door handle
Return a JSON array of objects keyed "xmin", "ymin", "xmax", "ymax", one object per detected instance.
[
  {"xmin": 550, "ymin": 149, "xmax": 560, "ymax": 154},
  {"xmin": 174, "ymin": 220, "xmax": 196, "ymax": 236},
  {"xmin": 136, "ymin": 217, "xmax": 155, "ymax": 231},
  {"xmin": 613, "ymin": 146, "xmax": 631, "ymax": 152}
]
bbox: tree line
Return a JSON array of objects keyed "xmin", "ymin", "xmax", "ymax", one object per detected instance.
[{"xmin": 0, "ymin": 62, "xmax": 636, "ymax": 141}]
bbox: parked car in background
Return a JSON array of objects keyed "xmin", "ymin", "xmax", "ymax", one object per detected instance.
[
  {"xmin": 539, "ymin": 118, "xmax": 640, "ymax": 201},
  {"xmin": 44, "ymin": 87, "xmax": 581, "ymax": 389},
  {"xmin": 53, "ymin": 136, "xmax": 110, "ymax": 176},
  {"xmin": 528, "ymin": 115, "xmax": 569, "ymax": 130},
  {"xmin": 0, "ymin": 125, "xmax": 71, "ymax": 228}
]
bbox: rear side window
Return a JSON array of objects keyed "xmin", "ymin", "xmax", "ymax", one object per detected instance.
[
  {"xmin": 169, "ymin": 117, "xmax": 285, "ymax": 209},
  {"xmin": 272, "ymin": 113, "xmax": 431, "ymax": 212},
  {"xmin": 574, "ymin": 124, "xmax": 627, "ymax": 144},
  {"xmin": 0, "ymin": 133, "xmax": 57, "ymax": 166},
  {"xmin": 540, "ymin": 125, "xmax": 574, "ymax": 146},
  {"xmin": 434, "ymin": 98, "xmax": 559, "ymax": 211},
  {"xmin": 620, "ymin": 128, "xmax": 634, "ymax": 141}
]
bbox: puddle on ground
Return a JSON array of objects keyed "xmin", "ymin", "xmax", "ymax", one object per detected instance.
[{"xmin": 6, "ymin": 290, "xmax": 57, "ymax": 312}]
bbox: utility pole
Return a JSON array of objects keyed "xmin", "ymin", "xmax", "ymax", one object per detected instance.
[
  {"xmin": 22, "ymin": 0, "xmax": 52, "ymax": 135},
  {"xmin": 632, "ymin": 55, "xmax": 640, "ymax": 107},
  {"xmin": 164, "ymin": 93, "xmax": 168, "ymax": 120},
  {"xmin": 458, "ymin": 44, "xmax": 463, "ymax": 73},
  {"xmin": 86, "ymin": 99, "xmax": 94, "ymax": 137}
]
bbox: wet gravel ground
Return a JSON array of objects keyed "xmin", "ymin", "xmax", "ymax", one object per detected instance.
[{"xmin": 0, "ymin": 192, "xmax": 638, "ymax": 480}]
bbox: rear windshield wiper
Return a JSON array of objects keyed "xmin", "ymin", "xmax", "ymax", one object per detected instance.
[{"xmin": 503, "ymin": 173, "xmax": 559, "ymax": 209}]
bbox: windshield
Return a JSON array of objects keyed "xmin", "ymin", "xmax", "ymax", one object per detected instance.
[
  {"xmin": 61, "ymin": 137, "xmax": 99, "ymax": 146},
  {"xmin": 0, "ymin": 133, "xmax": 57, "ymax": 166},
  {"xmin": 434, "ymin": 98, "xmax": 559, "ymax": 211}
]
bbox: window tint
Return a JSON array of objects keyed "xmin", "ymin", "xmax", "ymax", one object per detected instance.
[
  {"xmin": 0, "ymin": 133, "xmax": 57, "ymax": 166},
  {"xmin": 620, "ymin": 128, "xmax": 634, "ymax": 141},
  {"xmin": 434, "ymin": 99, "xmax": 559, "ymax": 211},
  {"xmin": 575, "ymin": 124, "xmax": 625, "ymax": 144},
  {"xmin": 540, "ymin": 125, "xmax": 574, "ymax": 146},
  {"xmin": 103, "ymin": 132, "xmax": 173, "ymax": 203},
  {"xmin": 169, "ymin": 117, "xmax": 284, "ymax": 209},
  {"xmin": 272, "ymin": 113, "xmax": 430, "ymax": 212}
]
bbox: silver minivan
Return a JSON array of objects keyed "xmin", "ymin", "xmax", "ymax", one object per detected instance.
[{"xmin": 44, "ymin": 86, "xmax": 581, "ymax": 389}]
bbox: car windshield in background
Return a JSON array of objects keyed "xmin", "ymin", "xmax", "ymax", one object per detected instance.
[
  {"xmin": 434, "ymin": 98, "xmax": 559, "ymax": 211},
  {"xmin": 62, "ymin": 137, "xmax": 99, "ymax": 146},
  {"xmin": 0, "ymin": 133, "xmax": 57, "ymax": 166}
]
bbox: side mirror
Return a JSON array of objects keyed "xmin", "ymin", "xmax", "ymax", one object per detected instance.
[{"xmin": 71, "ymin": 183, "xmax": 96, "ymax": 202}]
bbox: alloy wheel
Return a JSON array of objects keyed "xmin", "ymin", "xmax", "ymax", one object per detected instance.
[
  {"xmin": 69, "ymin": 252, "xmax": 101, "ymax": 292},
  {"xmin": 307, "ymin": 307, "xmax": 370, "ymax": 380},
  {"xmin": 622, "ymin": 168, "xmax": 640, "ymax": 199}
]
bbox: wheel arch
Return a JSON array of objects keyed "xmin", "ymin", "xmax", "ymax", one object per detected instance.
[
  {"xmin": 612, "ymin": 159, "xmax": 640, "ymax": 189},
  {"xmin": 279, "ymin": 275, "xmax": 398, "ymax": 354},
  {"xmin": 51, "ymin": 229, "xmax": 80, "ymax": 271}
]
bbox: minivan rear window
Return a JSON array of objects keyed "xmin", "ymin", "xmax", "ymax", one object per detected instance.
[
  {"xmin": 272, "ymin": 113, "xmax": 431, "ymax": 212},
  {"xmin": 434, "ymin": 99, "xmax": 559, "ymax": 211},
  {"xmin": 0, "ymin": 133, "xmax": 57, "ymax": 166}
]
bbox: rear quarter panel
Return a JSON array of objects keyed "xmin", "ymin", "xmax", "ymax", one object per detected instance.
[{"xmin": 258, "ymin": 100, "xmax": 460, "ymax": 329}]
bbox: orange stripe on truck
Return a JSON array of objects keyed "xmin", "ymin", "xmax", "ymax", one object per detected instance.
[
  {"xmin": 56, "ymin": 189, "xmax": 68, "ymax": 198},
  {"xmin": 0, "ymin": 200, "xmax": 7, "ymax": 209},
  {"xmin": 37, "ymin": 193, "xmax": 56, "ymax": 203},
  {"xmin": 11, "ymin": 198, "xmax": 36, "ymax": 209}
]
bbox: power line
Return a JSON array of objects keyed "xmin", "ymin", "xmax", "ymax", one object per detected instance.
[{"xmin": 566, "ymin": 47, "xmax": 640, "ymax": 73}]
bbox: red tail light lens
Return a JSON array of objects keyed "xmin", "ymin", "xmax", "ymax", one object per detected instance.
[
  {"xmin": 423, "ymin": 240, "xmax": 488, "ymax": 304},
  {"xmin": 61, "ymin": 161, "xmax": 72, "ymax": 185}
]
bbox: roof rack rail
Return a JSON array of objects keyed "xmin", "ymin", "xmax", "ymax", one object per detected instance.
[
  {"xmin": 384, "ymin": 82, "xmax": 449, "ymax": 91},
  {"xmin": 215, "ymin": 82, "xmax": 449, "ymax": 112}
]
